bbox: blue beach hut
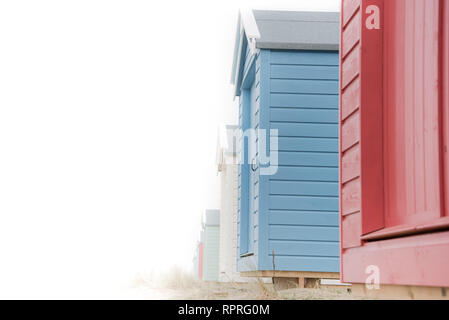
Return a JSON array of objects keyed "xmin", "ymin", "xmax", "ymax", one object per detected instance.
[{"xmin": 231, "ymin": 10, "xmax": 340, "ymax": 284}]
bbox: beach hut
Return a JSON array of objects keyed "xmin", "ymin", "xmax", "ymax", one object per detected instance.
[
  {"xmin": 231, "ymin": 10, "xmax": 341, "ymax": 286},
  {"xmin": 216, "ymin": 125, "xmax": 248, "ymax": 282},
  {"xmin": 193, "ymin": 244, "xmax": 199, "ymax": 279},
  {"xmin": 339, "ymin": 0, "xmax": 449, "ymax": 299},
  {"xmin": 193, "ymin": 231, "xmax": 204, "ymax": 280},
  {"xmin": 202, "ymin": 210, "xmax": 220, "ymax": 282}
]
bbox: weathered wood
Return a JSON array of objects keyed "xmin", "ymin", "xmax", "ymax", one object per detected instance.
[
  {"xmin": 341, "ymin": 144, "xmax": 360, "ymax": 183},
  {"xmin": 342, "ymin": 212, "xmax": 362, "ymax": 249},
  {"xmin": 241, "ymin": 270, "xmax": 340, "ymax": 279},
  {"xmin": 352, "ymin": 283, "xmax": 449, "ymax": 300},
  {"xmin": 341, "ymin": 77, "xmax": 360, "ymax": 121},
  {"xmin": 342, "ymin": 9, "xmax": 361, "ymax": 58},
  {"xmin": 341, "ymin": 178, "xmax": 361, "ymax": 216},
  {"xmin": 342, "ymin": 0, "xmax": 360, "ymax": 27},
  {"xmin": 341, "ymin": 111, "xmax": 360, "ymax": 152}
]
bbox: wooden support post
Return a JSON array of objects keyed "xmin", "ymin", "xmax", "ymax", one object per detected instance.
[{"xmin": 297, "ymin": 277, "xmax": 305, "ymax": 289}]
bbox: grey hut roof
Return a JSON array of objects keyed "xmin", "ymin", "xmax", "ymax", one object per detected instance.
[
  {"xmin": 253, "ymin": 10, "xmax": 340, "ymax": 51},
  {"xmin": 204, "ymin": 210, "xmax": 220, "ymax": 226},
  {"xmin": 231, "ymin": 10, "xmax": 340, "ymax": 96}
]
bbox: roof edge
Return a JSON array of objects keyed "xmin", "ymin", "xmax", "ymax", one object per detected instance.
[{"xmin": 256, "ymin": 42, "xmax": 340, "ymax": 51}]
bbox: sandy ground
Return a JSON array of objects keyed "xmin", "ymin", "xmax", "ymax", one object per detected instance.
[{"xmin": 129, "ymin": 281, "xmax": 365, "ymax": 300}]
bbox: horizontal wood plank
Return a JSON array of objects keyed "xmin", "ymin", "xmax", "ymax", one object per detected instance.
[
  {"xmin": 270, "ymin": 50, "xmax": 339, "ymax": 65},
  {"xmin": 270, "ymin": 181, "xmax": 338, "ymax": 197},
  {"xmin": 276, "ymin": 137, "xmax": 338, "ymax": 153},
  {"xmin": 271, "ymin": 109, "xmax": 338, "ymax": 124},
  {"xmin": 271, "ymin": 64, "xmax": 339, "ymax": 80},
  {"xmin": 341, "ymin": 178, "xmax": 361, "ymax": 215},
  {"xmin": 341, "ymin": 110, "xmax": 360, "ymax": 151},
  {"xmin": 271, "ymin": 167, "xmax": 338, "ymax": 182},
  {"xmin": 269, "ymin": 211, "xmax": 339, "ymax": 226},
  {"xmin": 272, "ymin": 122, "xmax": 338, "ymax": 138},
  {"xmin": 341, "ymin": 76, "xmax": 361, "ymax": 120},
  {"xmin": 269, "ymin": 225, "xmax": 339, "ymax": 241},
  {"xmin": 271, "ymin": 93, "xmax": 339, "ymax": 109},
  {"xmin": 341, "ymin": 44, "xmax": 360, "ymax": 89},
  {"xmin": 277, "ymin": 151, "xmax": 339, "ymax": 167},
  {"xmin": 341, "ymin": 143, "xmax": 361, "ymax": 183},
  {"xmin": 271, "ymin": 79, "xmax": 339, "ymax": 94},
  {"xmin": 270, "ymin": 195, "xmax": 339, "ymax": 211},
  {"xmin": 342, "ymin": 9, "xmax": 361, "ymax": 57},
  {"xmin": 342, "ymin": 212, "xmax": 362, "ymax": 248},
  {"xmin": 269, "ymin": 240, "xmax": 339, "ymax": 257},
  {"xmin": 343, "ymin": 0, "xmax": 360, "ymax": 27}
]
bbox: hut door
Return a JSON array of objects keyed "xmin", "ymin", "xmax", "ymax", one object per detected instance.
[
  {"xmin": 247, "ymin": 79, "xmax": 259, "ymax": 254},
  {"xmin": 382, "ymin": 0, "xmax": 444, "ymax": 230},
  {"xmin": 239, "ymin": 83, "xmax": 257, "ymax": 256},
  {"xmin": 355, "ymin": 0, "xmax": 449, "ymax": 241}
]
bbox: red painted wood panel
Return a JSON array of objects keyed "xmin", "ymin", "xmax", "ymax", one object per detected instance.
[
  {"xmin": 342, "ymin": 213, "xmax": 362, "ymax": 249},
  {"xmin": 198, "ymin": 242, "xmax": 203, "ymax": 280},
  {"xmin": 341, "ymin": 77, "xmax": 360, "ymax": 121},
  {"xmin": 342, "ymin": 178, "xmax": 361, "ymax": 216},
  {"xmin": 383, "ymin": 0, "xmax": 442, "ymax": 228},
  {"xmin": 341, "ymin": 144, "xmax": 361, "ymax": 183},
  {"xmin": 359, "ymin": 0, "xmax": 384, "ymax": 235},
  {"xmin": 342, "ymin": 10, "xmax": 361, "ymax": 58},
  {"xmin": 342, "ymin": 231, "xmax": 449, "ymax": 287},
  {"xmin": 443, "ymin": 0, "xmax": 449, "ymax": 218},
  {"xmin": 340, "ymin": 0, "xmax": 449, "ymax": 287},
  {"xmin": 341, "ymin": 45, "xmax": 360, "ymax": 89},
  {"xmin": 341, "ymin": 111, "xmax": 360, "ymax": 152},
  {"xmin": 343, "ymin": 0, "xmax": 361, "ymax": 28}
]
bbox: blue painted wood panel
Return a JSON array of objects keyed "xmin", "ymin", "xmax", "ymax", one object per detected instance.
[
  {"xmin": 269, "ymin": 195, "xmax": 339, "ymax": 211},
  {"xmin": 271, "ymin": 79, "xmax": 339, "ymax": 94},
  {"xmin": 267, "ymin": 50, "xmax": 340, "ymax": 273},
  {"xmin": 277, "ymin": 137, "xmax": 338, "ymax": 152},
  {"xmin": 248, "ymin": 76, "xmax": 259, "ymax": 254},
  {"xmin": 270, "ymin": 181, "xmax": 338, "ymax": 197},
  {"xmin": 269, "ymin": 241, "xmax": 339, "ymax": 257},
  {"xmin": 272, "ymin": 123, "xmax": 338, "ymax": 138},
  {"xmin": 271, "ymin": 109, "xmax": 338, "ymax": 123},
  {"xmin": 270, "ymin": 50, "xmax": 339, "ymax": 65},
  {"xmin": 276, "ymin": 152, "xmax": 338, "ymax": 167},
  {"xmin": 272, "ymin": 256, "xmax": 340, "ymax": 272},
  {"xmin": 271, "ymin": 93, "xmax": 339, "ymax": 109},
  {"xmin": 237, "ymin": 48, "xmax": 340, "ymax": 273},
  {"xmin": 237, "ymin": 50, "xmax": 261, "ymax": 271},
  {"xmin": 271, "ymin": 65, "xmax": 339, "ymax": 80},
  {"xmin": 272, "ymin": 167, "xmax": 338, "ymax": 182},
  {"xmin": 268, "ymin": 211, "xmax": 339, "ymax": 226},
  {"xmin": 269, "ymin": 225, "xmax": 339, "ymax": 241}
]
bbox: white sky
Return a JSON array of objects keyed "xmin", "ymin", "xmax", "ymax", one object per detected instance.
[{"xmin": 0, "ymin": 0, "xmax": 340, "ymax": 299}]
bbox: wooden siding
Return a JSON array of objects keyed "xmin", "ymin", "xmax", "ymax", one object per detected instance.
[
  {"xmin": 237, "ymin": 51, "xmax": 261, "ymax": 272},
  {"xmin": 203, "ymin": 226, "xmax": 220, "ymax": 282},
  {"xmin": 237, "ymin": 45, "xmax": 340, "ymax": 273},
  {"xmin": 340, "ymin": 0, "xmax": 449, "ymax": 287},
  {"xmin": 219, "ymin": 162, "xmax": 246, "ymax": 282},
  {"xmin": 267, "ymin": 50, "xmax": 340, "ymax": 272},
  {"xmin": 339, "ymin": 0, "xmax": 384, "ymax": 253},
  {"xmin": 383, "ymin": 0, "xmax": 442, "ymax": 228}
]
